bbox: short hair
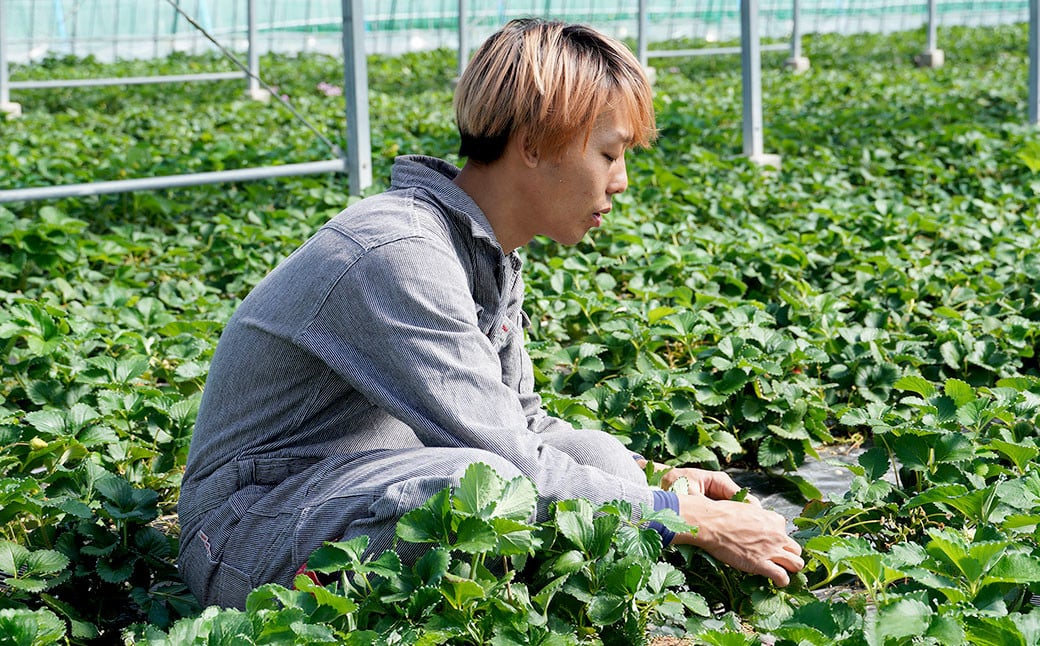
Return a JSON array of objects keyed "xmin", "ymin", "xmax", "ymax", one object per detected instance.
[{"xmin": 454, "ymin": 18, "xmax": 657, "ymax": 164}]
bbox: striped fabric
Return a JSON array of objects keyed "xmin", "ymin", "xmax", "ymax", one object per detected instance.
[{"xmin": 176, "ymin": 155, "xmax": 658, "ymax": 608}]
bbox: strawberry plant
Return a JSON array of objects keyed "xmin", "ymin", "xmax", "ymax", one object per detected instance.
[
  {"xmin": 3, "ymin": 20, "xmax": 1040, "ymax": 645},
  {"xmin": 131, "ymin": 463, "xmax": 702, "ymax": 645}
]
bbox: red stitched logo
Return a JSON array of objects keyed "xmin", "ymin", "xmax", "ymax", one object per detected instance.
[{"xmin": 199, "ymin": 530, "xmax": 212, "ymax": 558}]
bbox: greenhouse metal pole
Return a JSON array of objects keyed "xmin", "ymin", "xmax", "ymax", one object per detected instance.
[
  {"xmin": 926, "ymin": 0, "xmax": 937, "ymax": 50},
  {"xmin": 0, "ymin": 161, "xmax": 350, "ymax": 203},
  {"xmin": 637, "ymin": 0, "xmax": 648, "ymax": 67},
  {"xmin": 341, "ymin": 0, "xmax": 373, "ymax": 194},
  {"xmin": 0, "ymin": 0, "xmax": 8, "ymax": 105},
  {"xmin": 740, "ymin": 0, "xmax": 777, "ymax": 166},
  {"xmin": 785, "ymin": 0, "xmax": 810, "ymax": 72},
  {"xmin": 457, "ymin": 0, "xmax": 468, "ymax": 78},
  {"xmin": 247, "ymin": 0, "xmax": 265, "ymax": 98},
  {"xmin": 0, "ymin": 0, "xmax": 19, "ymax": 116},
  {"xmin": 1031, "ymin": 0, "xmax": 1039, "ymax": 124},
  {"xmin": 917, "ymin": 0, "xmax": 944, "ymax": 67}
]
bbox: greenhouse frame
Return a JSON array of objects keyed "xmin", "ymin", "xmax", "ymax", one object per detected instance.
[{"xmin": 1, "ymin": 0, "xmax": 1039, "ymax": 201}]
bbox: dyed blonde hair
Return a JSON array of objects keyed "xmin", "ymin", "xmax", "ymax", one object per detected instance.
[{"xmin": 454, "ymin": 18, "xmax": 657, "ymax": 164}]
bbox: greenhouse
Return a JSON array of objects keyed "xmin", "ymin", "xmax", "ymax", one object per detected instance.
[{"xmin": 2, "ymin": 1, "xmax": 1040, "ymax": 645}]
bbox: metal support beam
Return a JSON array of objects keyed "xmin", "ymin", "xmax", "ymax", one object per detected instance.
[
  {"xmin": 916, "ymin": 0, "xmax": 945, "ymax": 67},
  {"xmin": 1, "ymin": 0, "xmax": 22, "ymax": 117},
  {"xmin": 0, "ymin": 159, "xmax": 349, "ymax": 203},
  {"xmin": 636, "ymin": 0, "xmax": 656, "ymax": 83},
  {"xmin": 637, "ymin": 0, "xmax": 649, "ymax": 68},
  {"xmin": 246, "ymin": 0, "xmax": 270, "ymax": 100},
  {"xmin": 786, "ymin": 0, "xmax": 810, "ymax": 72},
  {"xmin": 740, "ymin": 0, "xmax": 778, "ymax": 167},
  {"xmin": 647, "ymin": 43, "xmax": 788, "ymax": 59},
  {"xmin": 1031, "ymin": 0, "xmax": 1039, "ymax": 124},
  {"xmin": 457, "ymin": 0, "xmax": 468, "ymax": 79},
  {"xmin": 11, "ymin": 71, "xmax": 246, "ymax": 90},
  {"xmin": 341, "ymin": 0, "xmax": 372, "ymax": 195}
]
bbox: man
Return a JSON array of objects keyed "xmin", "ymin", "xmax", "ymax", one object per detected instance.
[{"xmin": 177, "ymin": 18, "xmax": 803, "ymax": 610}]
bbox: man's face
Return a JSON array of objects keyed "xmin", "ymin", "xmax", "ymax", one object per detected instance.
[{"xmin": 527, "ymin": 108, "xmax": 632, "ymax": 246}]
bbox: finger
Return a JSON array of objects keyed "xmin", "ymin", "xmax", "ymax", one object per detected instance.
[
  {"xmin": 758, "ymin": 561, "xmax": 792, "ymax": 587},
  {"xmin": 772, "ymin": 551, "xmax": 805, "ymax": 573},
  {"xmin": 704, "ymin": 473, "xmax": 741, "ymax": 499}
]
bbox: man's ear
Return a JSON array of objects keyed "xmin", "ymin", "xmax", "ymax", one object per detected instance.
[{"xmin": 517, "ymin": 130, "xmax": 540, "ymax": 168}]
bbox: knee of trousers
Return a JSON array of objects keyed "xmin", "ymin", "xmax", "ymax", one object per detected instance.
[
  {"xmin": 444, "ymin": 448, "xmax": 526, "ymax": 482},
  {"xmin": 538, "ymin": 429, "xmax": 645, "ymax": 483}
]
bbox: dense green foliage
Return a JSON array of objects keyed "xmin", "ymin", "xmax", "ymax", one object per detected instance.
[{"xmin": 1, "ymin": 22, "xmax": 1039, "ymax": 644}]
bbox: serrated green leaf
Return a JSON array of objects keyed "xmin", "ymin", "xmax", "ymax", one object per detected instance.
[
  {"xmin": 452, "ymin": 516, "xmax": 497, "ymax": 554},
  {"xmin": 895, "ymin": 375, "xmax": 936, "ymax": 398},
  {"xmin": 590, "ymin": 514, "xmax": 620, "ymax": 559},
  {"xmin": 4, "ymin": 577, "xmax": 51, "ymax": 593},
  {"xmin": 940, "ymin": 342, "xmax": 963, "ymax": 371},
  {"xmin": 454, "ymin": 462, "xmax": 502, "ymax": 518},
  {"xmin": 493, "ymin": 476, "xmax": 537, "ymax": 522},
  {"xmin": 587, "ymin": 592, "xmax": 627, "ymax": 626},
  {"xmin": 405, "ymin": 585, "xmax": 443, "ymax": 619},
  {"xmin": 0, "ymin": 608, "xmax": 67, "ymax": 645},
  {"xmin": 0, "ymin": 540, "xmax": 30, "ymax": 576},
  {"xmin": 397, "ymin": 488, "xmax": 452, "ymax": 544},
  {"xmin": 439, "ymin": 573, "xmax": 485, "ymax": 609},
  {"xmin": 614, "ymin": 524, "xmax": 661, "ymax": 561},
  {"xmin": 290, "ymin": 619, "xmax": 337, "ymax": 642},
  {"xmin": 23, "ymin": 549, "xmax": 69, "ymax": 577},
  {"xmin": 988, "ymin": 440, "xmax": 1040, "ymax": 473},
  {"xmin": 965, "ymin": 615, "xmax": 1028, "ymax": 646},
  {"xmin": 876, "ymin": 598, "xmax": 932, "ymax": 640},
  {"xmin": 983, "ymin": 552, "xmax": 1040, "ymax": 586},
  {"xmin": 412, "ymin": 547, "xmax": 450, "ymax": 586},
  {"xmin": 24, "ymin": 409, "xmax": 66, "ymax": 436},
  {"xmin": 757, "ymin": 437, "xmax": 789, "ymax": 467},
  {"xmin": 293, "ymin": 573, "xmax": 358, "ymax": 615},
  {"xmin": 361, "ymin": 549, "xmax": 402, "ymax": 579},
  {"xmin": 96, "ymin": 554, "xmax": 135, "ymax": 583},
  {"xmin": 857, "ymin": 446, "xmax": 890, "ymax": 480},
  {"xmin": 780, "ymin": 473, "xmax": 823, "ymax": 502},
  {"xmin": 555, "ymin": 499, "xmax": 596, "ymax": 554},
  {"xmin": 307, "ymin": 536, "xmax": 370, "ymax": 573},
  {"xmin": 944, "ymin": 379, "xmax": 976, "ymax": 406},
  {"xmin": 647, "ymin": 560, "xmax": 684, "ymax": 593}
]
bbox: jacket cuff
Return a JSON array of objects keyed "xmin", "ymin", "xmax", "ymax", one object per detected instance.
[{"xmin": 646, "ymin": 489, "xmax": 679, "ymax": 545}]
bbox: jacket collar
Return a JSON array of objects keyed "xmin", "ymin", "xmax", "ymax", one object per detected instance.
[{"xmin": 390, "ymin": 156, "xmax": 497, "ymax": 244}]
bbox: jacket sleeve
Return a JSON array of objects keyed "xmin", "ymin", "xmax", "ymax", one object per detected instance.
[{"xmin": 294, "ymin": 235, "xmax": 652, "ymax": 521}]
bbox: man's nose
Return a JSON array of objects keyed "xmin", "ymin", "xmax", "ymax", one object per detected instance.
[{"xmin": 608, "ymin": 156, "xmax": 628, "ymax": 195}]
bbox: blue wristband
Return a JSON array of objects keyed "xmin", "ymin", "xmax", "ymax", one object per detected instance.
[{"xmin": 647, "ymin": 489, "xmax": 680, "ymax": 545}]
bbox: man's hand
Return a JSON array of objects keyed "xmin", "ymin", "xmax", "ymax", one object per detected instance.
[
  {"xmin": 660, "ymin": 466, "xmax": 760, "ymax": 505},
  {"xmin": 672, "ymin": 492, "xmax": 804, "ymax": 587},
  {"xmin": 638, "ymin": 460, "xmax": 760, "ymax": 505}
]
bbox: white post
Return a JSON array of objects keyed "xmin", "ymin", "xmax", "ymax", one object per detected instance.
[
  {"xmin": 1, "ymin": 0, "xmax": 22, "ymax": 117},
  {"xmin": 636, "ymin": 0, "xmax": 655, "ymax": 83},
  {"xmin": 342, "ymin": 0, "xmax": 372, "ymax": 195},
  {"xmin": 246, "ymin": 0, "xmax": 271, "ymax": 100},
  {"xmin": 916, "ymin": 0, "xmax": 945, "ymax": 68},
  {"xmin": 457, "ymin": 0, "xmax": 468, "ymax": 80},
  {"xmin": 637, "ymin": 0, "xmax": 648, "ymax": 67},
  {"xmin": 785, "ymin": 0, "xmax": 810, "ymax": 73},
  {"xmin": 740, "ymin": 0, "xmax": 778, "ymax": 167},
  {"xmin": 1031, "ymin": 0, "xmax": 1039, "ymax": 124}
]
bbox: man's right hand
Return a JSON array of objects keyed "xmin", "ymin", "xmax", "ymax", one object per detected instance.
[{"xmin": 671, "ymin": 492, "xmax": 804, "ymax": 587}]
